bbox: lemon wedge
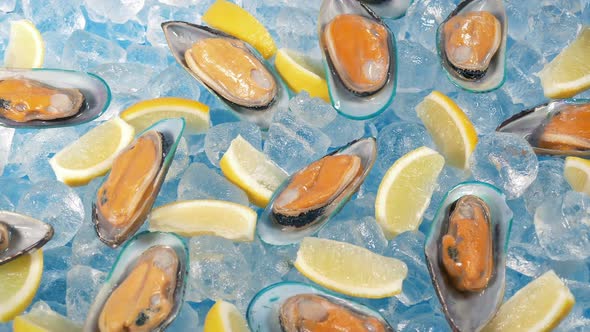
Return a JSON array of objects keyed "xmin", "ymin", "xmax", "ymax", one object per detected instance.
[
  {"xmin": 119, "ymin": 97, "xmax": 210, "ymax": 135},
  {"xmin": 203, "ymin": 0, "xmax": 276, "ymax": 59},
  {"xmin": 149, "ymin": 200, "xmax": 258, "ymax": 241},
  {"xmin": 49, "ymin": 117, "xmax": 135, "ymax": 187},
  {"xmin": 294, "ymin": 237, "xmax": 408, "ymax": 298},
  {"xmin": 4, "ymin": 20, "xmax": 45, "ymax": 68},
  {"xmin": 564, "ymin": 156, "xmax": 590, "ymax": 195},
  {"xmin": 538, "ymin": 26, "xmax": 590, "ymax": 99},
  {"xmin": 416, "ymin": 91, "xmax": 478, "ymax": 170},
  {"xmin": 375, "ymin": 146, "xmax": 445, "ymax": 239},
  {"xmin": 204, "ymin": 300, "xmax": 249, "ymax": 332},
  {"xmin": 482, "ymin": 270, "xmax": 575, "ymax": 332},
  {"xmin": 0, "ymin": 250, "xmax": 44, "ymax": 323},
  {"xmin": 275, "ymin": 48, "xmax": 330, "ymax": 102},
  {"xmin": 220, "ymin": 135, "xmax": 288, "ymax": 207},
  {"xmin": 13, "ymin": 302, "xmax": 82, "ymax": 332}
]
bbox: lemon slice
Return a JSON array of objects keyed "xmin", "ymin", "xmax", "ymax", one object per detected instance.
[
  {"xmin": 49, "ymin": 117, "xmax": 135, "ymax": 187},
  {"xmin": 375, "ymin": 146, "xmax": 445, "ymax": 239},
  {"xmin": 275, "ymin": 48, "xmax": 330, "ymax": 102},
  {"xmin": 204, "ymin": 300, "xmax": 249, "ymax": 332},
  {"xmin": 4, "ymin": 19, "xmax": 45, "ymax": 68},
  {"xmin": 203, "ymin": 0, "xmax": 277, "ymax": 59},
  {"xmin": 220, "ymin": 135, "xmax": 288, "ymax": 207},
  {"xmin": 294, "ymin": 237, "xmax": 408, "ymax": 298},
  {"xmin": 0, "ymin": 250, "xmax": 44, "ymax": 323},
  {"xmin": 149, "ymin": 200, "xmax": 258, "ymax": 241},
  {"xmin": 119, "ymin": 97, "xmax": 210, "ymax": 135},
  {"xmin": 482, "ymin": 270, "xmax": 575, "ymax": 332},
  {"xmin": 538, "ymin": 27, "xmax": 590, "ymax": 99},
  {"xmin": 13, "ymin": 303, "xmax": 82, "ymax": 332},
  {"xmin": 564, "ymin": 156, "xmax": 590, "ymax": 195},
  {"xmin": 416, "ymin": 91, "xmax": 478, "ymax": 170}
]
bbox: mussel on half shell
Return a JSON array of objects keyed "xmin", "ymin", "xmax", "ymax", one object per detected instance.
[
  {"xmin": 84, "ymin": 231, "xmax": 188, "ymax": 332},
  {"xmin": 162, "ymin": 21, "xmax": 288, "ymax": 129},
  {"xmin": 0, "ymin": 211, "xmax": 54, "ymax": 265},
  {"xmin": 257, "ymin": 137, "xmax": 377, "ymax": 246},
  {"xmin": 496, "ymin": 99, "xmax": 590, "ymax": 157},
  {"xmin": 0, "ymin": 68, "xmax": 110, "ymax": 128},
  {"xmin": 437, "ymin": 0, "xmax": 507, "ymax": 92},
  {"xmin": 247, "ymin": 282, "xmax": 394, "ymax": 332},
  {"xmin": 425, "ymin": 182, "xmax": 513, "ymax": 331},
  {"xmin": 93, "ymin": 118, "xmax": 185, "ymax": 248},
  {"xmin": 318, "ymin": 0, "xmax": 397, "ymax": 119}
]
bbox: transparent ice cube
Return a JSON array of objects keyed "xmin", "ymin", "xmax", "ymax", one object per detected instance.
[
  {"xmin": 455, "ymin": 91, "xmax": 508, "ymax": 133},
  {"xmin": 0, "ymin": 127, "xmax": 14, "ymax": 176},
  {"xmin": 470, "ymin": 132, "xmax": 539, "ymax": 199},
  {"xmin": 143, "ymin": 64, "xmax": 201, "ymax": 100},
  {"xmin": 71, "ymin": 222, "xmax": 121, "ymax": 272},
  {"xmin": 397, "ymin": 40, "xmax": 438, "ymax": 91},
  {"xmin": 376, "ymin": 122, "xmax": 434, "ymax": 176},
  {"xmin": 288, "ymin": 91, "xmax": 337, "ymax": 128},
  {"xmin": 177, "ymin": 163, "xmax": 249, "ymax": 205},
  {"xmin": 66, "ymin": 265, "xmax": 106, "ymax": 322},
  {"xmin": 145, "ymin": 4, "xmax": 200, "ymax": 47},
  {"xmin": 84, "ymin": 0, "xmax": 145, "ymax": 24},
  {"xmin": 318, "ymin": 216, "xmax": 388, "ymax": 255},
  {"xmin": 525, "ymin": 5, "xmax": 582, "ymax": 60},
  {"xmin": 17, "ymin": 181, "xmax": 84, "ymax": 250},
  {"xmin": 204, "ymin": 121, "xmax": 262, "ymax": 167},
  {"xmin": 523, "ymin": 159, "xmax": 569, "ymax": 213},
  {"xmin": 22, "ymin": 0, "xmax": 85, "ymax": 35},
  {"xmin": 126, "ymin": 43, "xmax": 169, "ymax": 70},
  {"xmin": 92, "ymin": 62, "xmax": 154, "ymax": 95},
  {"xmin": 105, "ymin": 19, "xmax": 147, "ymax": 44},
  {"xmin": 62, "ymin": 30, "xmax": 126, "ymax": 71}
]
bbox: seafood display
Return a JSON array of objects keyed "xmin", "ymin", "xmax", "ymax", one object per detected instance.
[
  {"xmin": 318, "ymin": 0, "xmax": 397, "ymax": 119},
  {"xmin": 497, "ymin": 99, "xmax": 590, "ymax": 156},
  {"xmin": 93, "ymin": 118, "xmax": 185, "ymax": 248},
  {"xmin": 425, "ymin": 182, "xmax": 513, "ymax": 331},
  {"xmin": 247, "ymin": 282, "xmax": 394, "ymax": 332},
  {"xmin": 84, "ymin": 232, "xmax": 188, "ymax": 332},
  {"xmin": 257, "ymin": 137, "xmax": 376, "ymax": 245},
  {"xmin": 0, "ymin": 211, "xmax": 54, "ymax": 265},
  {"xmin": 162, "ymin": 21, "xmax": 288, "ymax": 129},
  {"xmin": 0, "ymin": 0, "xmax": 587, "ymax": 331},
  {"xmin": 0, "ymin": 68, "xmax": 111, "ymax": 128},
  {"xmin": 437, "ymin": 0, "xmax": 507, "ymax": 92}
]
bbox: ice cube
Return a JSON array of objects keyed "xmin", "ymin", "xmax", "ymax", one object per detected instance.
[
  {"xmin": 534, "ymin": 191, "xmax": 590, "ymax": 261},
  {"xmin": 376, "ymin": 122, "xmax": 434, "ymax": 176},
  {"xmin": 143, "ymin": 64, "xmax": 201, "ymax": 100},
  {"xmin": 177, "ymin": 163, "xmax": 249, "ymax": 205},
  {"xmin": 470, "ymin": 132, "xmax": 539, "ymax": 199},
  {"xmin": 318, "ymin": 216, "xmax": 388, "ymax": 255},
  {"xmin": 43, "ymin": 31, "xmax": 67, "ymax": 68},
  {"xmin": 264, "ymin": 108, "xmax": 331, "ymax": 174},
  {"xmin": 455, "ymin": 91, "xmax": 508, "ymax": 133},
  {"xmin": 84, "ymin": 0, "xmax": 145, "ymax": 24},
  {"xmin": 145, "ymin": 4, "xmax": 200, "ymax": 47},
  {"xmin": 92, "ymin": 62, "xmax": 154, "ymax": 95},
  {"xmin": 288, "ymin": 91, "xmax": 337, "ymax": 128},
  {"xmin": 34, "ymin": 246, "xmax": 71, "ymax": 305},
  {"xmin": 106, "ymin": 19, "xmax": 146, "ymax": 44},
  {"xmin": 204, "ymin": 121, "xmax": 262, "ymax": 167},
  {"xmin": 71, "ymin": 222, "xmax": 121, "ymax": 272},
  {"xmin": 66, "ymin": 265, "xmax": 106, "ymax": 323},
  {"xmin": 502, "ymin": 42, "xmax": 546, "ymax": 107},
  {"xmin": 523, "ymin": 159, "xmax": 569, "ymax": 213},
  {"xmin": 275, "ymin": 6, "xmax": 319, "ymax": 54},
  {"xmin": 525, "ymin": 5, "xmax": 581, "ymax": 60},
  {"xmin": 0, "ymin": 0, "xmax": 16, "ymax": 13},
  {"xmin": 397, "ymin": 0, "xmax": 455, "ymax": 53},
  {"xmin": 126, "ymin": 43, "xmax": 169, "ymax": 70},
  {"xmin": 322, "ymin": 115, "xmax": 366, "ymax": 148},
  {"xmin": 0, "ymin": 127, "xmax": 14, "ymax": 176},
  {"xmin": 22, "ymin": 0, "xmax": 85, "ymax": 35},
  {"xmin": 391, "ymin": 91, "xmax": 429, "ymax": 123},
  {"xmin": 397, "ymin": 40, "xmax": 439, "ymax": 91},
  {"xmin": 62, "ymin": 30, "xmax": 126, "ymax": 71},
  {"xmin": 165, "ymin": 137, "xmax": 189, "ymax": 182},
  {"xmin": 17, "ymin": 181, "xmax": 84, "ymax": 250},
  {"xmin": 167, "ymin": 302, "xmax": 200, "ymax": 331}
]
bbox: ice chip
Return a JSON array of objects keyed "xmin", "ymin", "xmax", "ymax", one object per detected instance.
[
  {"xmin": 204, "ymin": 122, "xmax": 262, "ymax": 167},
  {"xmin": 177, "ymin": 163, "xmax": 249, "ymax": 205},
  {"xmin": 23, "ymin": 0, "xmax": 85, "ymax": 35},
  {"xmin": 62, "ymin": 30, "xmax": 126, "ymax": 71},
  {"xmin": 66, "ymin": 265, "xmax": 106, "ymax": 323},
  {"xmin": 84, "ymin": 0, "xmax": 145, "ymax": 24}
]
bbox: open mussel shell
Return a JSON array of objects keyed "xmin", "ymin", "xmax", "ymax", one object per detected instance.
[
  {"xmin": 0, "ymin": 211, "xmax": 53, "ymax": 265},
  {"xmin": 497, "ymin": 99, "xmax": 590, "ymax": 157},
  {"xmin": 359, "ymin": 0, "xmax": 413, "ymax": 19},
  {"xmin": 436, "ymin": 0, "xmax": 507, "ymax": 92},
  {"xmin": 0, "ymin": 68, "xmax": 111, "ymax": 128},
  {"xmin": 425, "ymin": 181, "xmax": 513, "ymax": 332},
  {"xmin": 318, "ymin": 0, "xmax": 397, "ymax": 119},
  {"xmin": 161, "ymin": 21, "xmax": 288, "ymax": 129},
  {"xmin": 92, "ymin": 118, "xmax": 185, "ymax": 248},
  {"xmin": 83, "ymin": 231, "xmax": 188, "ymax": 332},
  {"xmin": 247, "ymin": 281, "xmax": 393, "ymax": 332},
  {"xmin": 258, "ymin": 137, "xmax": 376, "ymax": 246}
]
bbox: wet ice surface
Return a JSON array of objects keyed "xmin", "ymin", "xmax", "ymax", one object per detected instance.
[{"xmin": 0, "ymin": 0, "xmax": 589, "ymax": 331}]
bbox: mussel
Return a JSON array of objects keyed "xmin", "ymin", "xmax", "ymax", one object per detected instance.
[
  {"xmin": 318, "ymin": 0, "xmax": 397, "ymax": 119},
  {"xmin": 162, "ymin": 21, "xmax": 288, "ymax": 129},
  {"xmin": 437, "ymin": 0, "xmax": 507, "ymax": 92},
  {"xmin": 496, "ymin": 99, "xmax": 590, "ymax": 157},
  {"xmin": 257, "ymin": 137, "xmax": 376, "ymax": 246},
  {"xmin": 93, "ymin": 118, "xmax": 185, "ymax": 248},
  {"xmin": 84, "ymin": 231, "xmax": 188, "ymax": 332},
  {"xmin": 425, "ymin": 182, "xmax": 513, "ymax": 331},
  {"xmin": 247, "ymin": 282, "xmax": 394, "ymax": 332},
  {"xmin": 0, "ymin": 68, "xmax": 111, "ymax": 128},
  {"xmin": 359, "ymin": 0, "xmax": 413, "ymax": 19},
  {"xmin": 0, "ymin": 211, "xmax": 54, "ymax": 265}
]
